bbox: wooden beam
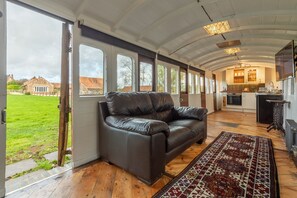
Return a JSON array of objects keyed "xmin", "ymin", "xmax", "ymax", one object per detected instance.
[{"xmin": 58, "ymin": 23, "xmax": 71, "ymax": 166}]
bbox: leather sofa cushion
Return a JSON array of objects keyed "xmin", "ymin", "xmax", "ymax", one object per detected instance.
[
  {"xmin": 149, "ymin": 92, "xmax": 174, "ymax": 112},
  {"xmin": 166, "ymin": 125, "xmax": 195, "ymax": 152},
  {"xmin": 106, "ymin": 92, "xmax": 154, "ymax": 116},
  {"xmin": 173, "ymin": 107, "xmax": 208, "ymax": 121},
  {"xmin": 106, "ymin": 116, "xmax": 170, "ymax": 137},
  {"xmin": 156, "ymin": 110, "xmax": 173, "ymax": 123},
  {"xmin": 168, "ymin": 119, "xmax": 204, "ymax": 135}
]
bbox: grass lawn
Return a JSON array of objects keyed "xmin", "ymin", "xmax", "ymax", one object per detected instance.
[{"xmin": 6, "ymin": 95, "xmax": 71, "ymax": 168}]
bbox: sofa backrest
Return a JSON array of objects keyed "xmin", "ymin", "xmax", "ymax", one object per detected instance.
[
  {"xmin": 105, "ymin": 92, "xmax": 174, "ymax": 122},
  {"xmin": 148, "ymin": 92, "xmax": 174, "ymax": 122},
  {"xmin": 106, "ymin": 92, "xmax": 154, "ymax": 116}
]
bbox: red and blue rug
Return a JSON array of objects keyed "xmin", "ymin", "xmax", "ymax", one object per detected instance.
[{"xmin": 154, "ymin": 131, "xmax": 279, "ymax": 198}]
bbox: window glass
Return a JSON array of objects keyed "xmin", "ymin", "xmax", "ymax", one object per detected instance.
[
  {"xmin": 180, "ymin": 71, "xmax": 186, "ymax": 92},
  {"xmin": 117, "ymin": 54, "xmax": 133, "ymax": 92},
  {"xmin": 188, "ymin": 73, "xmax": 195, "ymax": 94},
  {"xmin": 200, "ymin": 76, "xmax": 205, "ymax": 93},
  {"xmin": 139, "ymin": 62, "xmax": 153, "ymax": 91},
  {"xmin": 212, "ymin": 79, "xmax": 216, "ymax": 93},
  {"xmin": 157, "ymin": 64, "xmax": 166, "ymax": 92},
  {"xmin": 34, "ymin": 86, "xmax": 48, "ymax": 93},
  {"xmin": 171, "ymin": 68, "xmax": 178, "ymax": 94},
  {"xmin": 205, "ymin": 78, "xmax": 209, "ymax": 94},
  {"xmin": 195, "ymin": 74, "xmax": 201, "ymax": 94},
  {"xmin": 79, "ymin": 45, "xmax": 104, "ymax": 96},
  {"xmin": 209, "ymin": 79, "xmax": 213, "ymax": 93}
]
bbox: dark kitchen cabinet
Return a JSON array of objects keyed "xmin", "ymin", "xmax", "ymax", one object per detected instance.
[{"xmin": 256, "ymin": 94, "xmax": 283, "ymax": 124}]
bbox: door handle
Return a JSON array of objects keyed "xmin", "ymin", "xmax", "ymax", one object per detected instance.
[
  {"xmin": 0, "ymin": 11, "xmax": 2, "ymax": 18},
  {"xmin": 1, "ymin": 109, "xmax": 6, "ymax": 124},
  {"xmin": 180, "ymin": 98, "xmax": 183, "ymax": 102}
]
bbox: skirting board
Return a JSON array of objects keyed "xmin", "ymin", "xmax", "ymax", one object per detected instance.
[
  {"xmin": 222, "ymin": 108, "xmax": 256, "ymax": 113},
  {"xmin": 73, "ymin": 153, "xmax": 100, "ymax": 168}
]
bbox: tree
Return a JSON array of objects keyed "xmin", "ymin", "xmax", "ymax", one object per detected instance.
[
  {"xmin": 157, "ymin": 65, "xmax": 165, "ymax": 92},
  {"xmin": 140, "ymin": 62, "xmax": 152, "ymax": 87},
  {"xmin": 117, "ymin": 55, "xmax": 133, "ymax": 91},
  {"xmin": 7, "ymin": 80, "xmax": 22, "ymax": 91}
]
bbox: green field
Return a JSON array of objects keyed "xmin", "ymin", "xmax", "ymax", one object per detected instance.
[{"xmin": 6, "ymin": 95, "xmax": 71, "ymax": 167}]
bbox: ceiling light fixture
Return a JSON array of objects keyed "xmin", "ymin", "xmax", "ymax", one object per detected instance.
[
  {"xmin": 203, "ymin": 21, "xmax": 230, "ymax": 35},
  {"xmin": 224, "ymin": 47, "xmax": 240, "ymax": 55}
]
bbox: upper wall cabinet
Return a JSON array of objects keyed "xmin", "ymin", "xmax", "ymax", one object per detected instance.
[{"xmin": 226, "ymin": 68, "xmax": 265, "ymax": 84}]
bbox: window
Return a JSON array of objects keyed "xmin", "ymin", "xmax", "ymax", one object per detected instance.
[
  {"xmin": 157, "ymin": 64, "xmax": 166, "ymax": 92},
  {"xmin": 117, "ymin": 54, "xmax": 133, "ymax": 92},
  {"xmin": 205, "ymin": 78, "xmax": 209, "ymax": 94},
  {"xmin": 195, "ymin": 74, "xmax": 200, "ymax": 94},
  {"xmin": 188, "ymin": 73, "xmax": 195, "ymax": 94},
  {"xmin": 180, "ymin": 70, "xmax": 186, "ymax": 92},
  {"xmin": 209, "ymin": 79, "xmax": 213, "ymax": 93},
  {"xmin": 34, "ymin": 86, "xmax": 48, "ymax": 92},
  {"xmin": 171, "ymin": 68, "xmax": 178, "ymax": 94},
  {"xmin": 200, "ymin": 75, "xmax": 205, "ymax": 93},
  {"xmin": 139, "ymin": 62, "xmax": 153, "ymax": 91},
  {"xmin": 79, "ymin": 45, "xmax": 104, "ymax": 96}
]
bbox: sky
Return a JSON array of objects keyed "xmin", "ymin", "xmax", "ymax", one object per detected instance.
[{"xmin": 7, "ymin": 2, "xmax": 62, "ymax": 82}]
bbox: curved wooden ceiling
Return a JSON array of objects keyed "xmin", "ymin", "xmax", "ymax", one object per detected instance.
[{"xmin": 21, "ymin": 0, "xmax": 297, "ymax": 71}]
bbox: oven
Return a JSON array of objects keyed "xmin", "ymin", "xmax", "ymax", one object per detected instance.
[{"xmin": 227, "ymin": 93, "xmax": 242, "ymax": 105}]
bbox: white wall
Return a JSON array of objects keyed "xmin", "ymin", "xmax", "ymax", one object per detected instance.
[
  {"xmin": 214, "ymin": 71, "xmax": 223, "ymax": 110},
  {"xmin": 188, "ymin": 94, "xmax": 201, "ymax": 107},
  {"xmin": 72, "ymin": 24, "xmax": 102, "ymax": 167},
  {"xmin": 171, "ymin": 95, "xmax": 180, "ymax": 107},
  {"xmin": 265, "ymin": 68, "xmax": 282, "ymax": 89},
  {"xmin": 71, "ymin": 24, "xmax": 139, "ymax": 167},
  {"xmin": 283, "ymin": 77, "xmax": 297, "ymax": 123}
]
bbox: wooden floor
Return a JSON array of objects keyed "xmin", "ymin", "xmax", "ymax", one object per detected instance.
[{"xmin": 6, "ymin": 111, "xmax": 297, "ymax": 198}]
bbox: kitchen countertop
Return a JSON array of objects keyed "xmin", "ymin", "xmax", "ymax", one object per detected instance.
[{"xmin": 255, "ymin": 92, "xmax": 282, "ymax": 95}]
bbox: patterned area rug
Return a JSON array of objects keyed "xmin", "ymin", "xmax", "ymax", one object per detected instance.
[{"xmin": 153, "ymin": 131, "xmax": 279, "ymax": 198}]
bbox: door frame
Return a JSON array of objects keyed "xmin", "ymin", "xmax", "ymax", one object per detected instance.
[
  {"xmin": 200, "ymin": 73, "xmax": 206, "ymax": 108},
  {"xmin": 212, "ymin": 74, "xmax": 217, "ymax": 111},
  {"xmin": 180, "ymin": 67, "xmax": 188, "ymax": 106},
  {"xmin": 0, "ymin": 0, "xmax": 6, "ymax": 196}
]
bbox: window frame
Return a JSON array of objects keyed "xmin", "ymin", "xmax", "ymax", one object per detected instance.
[
  {"xmin": 156, "ymin": 63, "xmax": 167, "ymax": 92},
  {"xmin": 170, "ymin": 65, "xmax": 179, "ymax": 95},
  {"xmin": 113, "ymin": 47, "xmax": 138, "ymax": 92},
  {"xmin": 78, "ymin": 43, "xmax": 107, "ymax": 97},
  {"xmin": 188, "ymin": 72, "xmax": 195, "ymax": 94},
  {"xmin": 138, "ymin": 55, "xmax": 155, "ymax": 92}
]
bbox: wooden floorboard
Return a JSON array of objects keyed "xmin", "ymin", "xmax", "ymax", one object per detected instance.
[{"xmin": 6, "ymin": 111, "xmax": 297, "ymax": 198}]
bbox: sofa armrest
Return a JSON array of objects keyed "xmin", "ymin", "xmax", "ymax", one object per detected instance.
[
  {"xmin": 105, "ymin": 116, "xmax": 169, "ymax": 137},
  {"xmin": 174, "ymin": 106, "xmax": 208, "ymax": 121}
]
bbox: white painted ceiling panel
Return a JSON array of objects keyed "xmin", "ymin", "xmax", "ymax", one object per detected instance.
[{"xmin": 18, "ymin": 0, "xmax": 297, "ymax": 70}]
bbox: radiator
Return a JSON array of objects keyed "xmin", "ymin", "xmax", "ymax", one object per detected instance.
[{"xmin": 285, "ymin": 119, "xmax": 297, "ymax": 153}]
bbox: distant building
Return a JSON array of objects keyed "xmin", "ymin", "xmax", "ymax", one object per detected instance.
[
  {"xmin": 12, "ymin": 75, "xmax": 103, "ymax": 96},
  {"xmin": 80, "ymin": 77, "xmax": 103, "ymax": 95},
  {"xmin": 121, "ymin": 85, "xmax": 152, "ymax": 92},
  {"xmin": 23, "ymin": 76, "xmax": 55, "ymax": 95},
  {"xmin": 7, "ymin": 74, "xmax": 14, "ymax": 83}
]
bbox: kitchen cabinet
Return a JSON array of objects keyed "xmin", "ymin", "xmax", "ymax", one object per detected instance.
[
  {"xmin": 256, "ymin": 94, "xmax": 283, "ymax": 124},
  {"xmin": 242, "ymin": 93, "xmax": 256, "ymax": 110},
  {"xmin": 225, "ymin": 67, "xmax": 265, "ymax": 84}
]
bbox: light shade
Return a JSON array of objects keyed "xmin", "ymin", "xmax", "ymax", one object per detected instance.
[
  {"xmin": 203, "ymin": 21, "xmax": 230, "ymax": 35},
  {"xmin": 224, "ymin": 48, "xmax": 240, "ymax": 55}
]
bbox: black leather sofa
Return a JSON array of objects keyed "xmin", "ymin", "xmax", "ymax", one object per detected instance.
[{"xmin": 98, "ymin": 92, "xmax": 207, "ymax": 185}]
